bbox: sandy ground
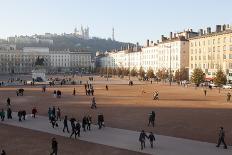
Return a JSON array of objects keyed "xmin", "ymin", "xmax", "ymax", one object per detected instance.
[{"xmin": 1, "ymin": 75, "xmax": 232, "ymax": 153}]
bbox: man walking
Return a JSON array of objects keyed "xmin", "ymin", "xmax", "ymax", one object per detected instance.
[
  {"xmin": 50, "ymin": 138, "xmax": 58, "ymax": 155},
  {"xmin": 63, "ymin": 115, "xmax": 69, "ymax": 133},
  {"xmin": 0, "ymin": 109, "xmax": 5, "ymax": 121},
  {"xmin": 75, "ymin": 121, "xmax": 81, "ymax": 138},
  {"xmin": 73, "ymin": 88, "xmax": 76, "ymax": 96},
  {"xmin": 148, "ymin": 111, "xmax": 155, "ymax": 127},
  {"xmin": 139, "ymin": 130, "xmax": 148, "ymax": 150},
  {"xmin": 148, "ymin": 132, "xmax": 156, "ymax": 148},
  {"xmin": 204, "ymin": 89, "xmax": 207, "ymax": 96},
  {"xmin": 216, "ymin": 127, "xmax": 227, "ymax": 149},
  {"xmin": 226, "ymin": 92, "xmax": 231, "ymax": 102}
]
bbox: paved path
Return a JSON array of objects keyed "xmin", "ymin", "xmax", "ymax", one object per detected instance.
[{"xmin": 1, "ymin": 113, "xmax": 231, "ymax": 155}]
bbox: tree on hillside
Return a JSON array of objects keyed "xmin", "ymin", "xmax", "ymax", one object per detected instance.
[
  {"xmin": 130, "ymin": 67, "xmax": 138, "ymax": 77},
  {"xmin": 191, "ymin": 68, "xmax": 205, "ymax": 86},
  {"xmin": 214, "ymin": 69, "xmax": 227, "ymax": 87},
  {"xmin": 139, "ymin": 67, "xmax": 145, "ymax": 78},
  {"xmin": 147, "ymin": 67, "xmax": 155, "ymax": 79}
]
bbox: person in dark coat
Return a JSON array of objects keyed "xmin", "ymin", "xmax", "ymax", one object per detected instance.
[
  {"xmin": 216, "ymin": 127, "xmax": 227, "ymax": 149},
  {"xmin": 1, "ymin": 150, "xmax": 6, "ymax": 155},
  {"xmin": 7, "ymin": 108, "xmax": 12, "ymax": 119},
  {"xmin": 139, "ymin": 130, "xmax": 148, "ymax": 150},
  {"xmin": 75, "ymin": 121, "xmax": 81, "ymax": 138},
  {"xmin": 52, "ymin": 107, "xmax": 56, "ymax": 118},
  {"xmin": 148, "ymin": 111, "xmax": 156, "ymax": 127},
  {"xmin": 70, "ymin": 118, "xmax": 76, "ymax": 138},
  {"xmin": 98, "ymin": 114, "xmax": 104, "ymax": 129},
  {"xmin": 82, "ymin": 116, "xmax": 87, "ymax": 132},
  {"xmin": 148, "ymin": 132, "xmax": 156, "ymax": 148},
  {"xmin": 18, "ymin": 111, "xmax": 22, "ymax": 122},
  {"xmin": 32, "ymin": 107, "xmax": 37, "ymax": 118},
  {"xmin": 0, "ymin": 109, "xmax": 5, "ymax": 121},
  {"xmin": 21, "ymin": 110, "xmax": 26, "ymax": 120},
  {"xmin": 51, "ymin": 115, "xmax": 57, "ymax": 128},
  {"xmin": 106, "ymin": 85, "xmax": 108, "ymax": 91},
  {"xmin": 87, "ymin": 115, "xmax": 92, "ymax": 131},
  {"xmin": 6, "ymin": 98, "xmax": 10, "ymax": 107},
  {"xmin": 50, "ymin": 138, "xmax": 58, "ymax": 155},
  {"xmin": 73, "ymin": 88, "xmax": 76, "ymax": 96},
  {"xmin": 63, "ymin": 115, "xmax": 69, "ymax": 133}
]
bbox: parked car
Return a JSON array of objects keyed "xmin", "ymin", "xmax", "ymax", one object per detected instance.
[
  {"xmin": 209, "ymin": 83, "xmax": 218, "ymax": 88},
  {"xmin": 222, "ymin": 84, "xmax": 232, "ymax": 89}
]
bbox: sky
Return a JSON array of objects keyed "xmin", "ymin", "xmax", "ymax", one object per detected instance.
[{"xmin": 0, "ymin": 0, "xmax": 232, "ymax": 44}]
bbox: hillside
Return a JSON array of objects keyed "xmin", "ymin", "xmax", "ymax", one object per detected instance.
[{"xmin": 15, "ymin": 35, "xmax": 133, "ymax": 53}]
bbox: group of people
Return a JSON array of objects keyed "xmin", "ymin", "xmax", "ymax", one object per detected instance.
[
  {"xmin": 85, "ymin": 83, "xmax": 94, "ymax": 96},
  {"xmin": 53, "ymin": 90, "xmax": 62, "ymax": 98},
  {"xmin": 48, "ymin": 107, "xmax": 61, "ymax": 128},
  {"xmin": 139, "ymin": 130, "xmax": 156, "ymax": 150}
]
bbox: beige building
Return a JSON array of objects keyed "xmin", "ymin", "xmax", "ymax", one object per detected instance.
[
  {"xmin": 189, "ymin": 25, "xmax": 232, "ymax": 81},
  {"xmin": 0, "ymin": 47, "xmax": 50, "ymax": 74}
]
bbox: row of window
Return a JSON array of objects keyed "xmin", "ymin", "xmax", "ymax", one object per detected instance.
[{"xmin": 191, "ymin": 37, "xmax": 232, "ymax": 47}]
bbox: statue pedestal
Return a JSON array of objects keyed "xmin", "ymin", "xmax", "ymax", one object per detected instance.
[{"xmin": 32, "ymin": 69, "xmax": 46, "ymax": 82}]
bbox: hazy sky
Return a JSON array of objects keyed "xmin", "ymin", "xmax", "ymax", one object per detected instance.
[{"xmin": 0, "ymin": 0, "xmax": 231, "ymax": 44}]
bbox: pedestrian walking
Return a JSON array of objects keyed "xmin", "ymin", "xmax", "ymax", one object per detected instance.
[
  {"xmin": 7, "ymin": 108, "xmax": 12, "ymax": 119},
  {"xmin": 63, "ymin": 115, "xmax": 69, "ymax": 133},
  {"xmin": 98, "ymin": 113, "xmax": 104, "ymax": 129},
  {"xmin": 52, "ymin": 106, "xmax": 56, "ymax": 118},
  {"xmin": 82, "ymin": 116, "xmax": 87, "ymax": 132},
  {"xmin": 148, "ymin": 132, "xmax": 156, "ymax": 148},
  {"xmin": 91, "ymin": 97, "xmax": 97, "ymax": 109},
  {"xmin": 6, "ymin": 98, "xmax": 10, "ymax": 108},
  {"xmin": 87, "ymin": 115, "xmax": 92, "ymax": 131},
  {"xmin": 73, "ymin": 88, "xmax": 76, "ymax": 96},
  {"xmin": 0, "ymin": 109, "xmax": 5, "ymax": 121},
  {"xmin": 106, "ymin": 85, "xmax": 108, "ymax": 91},
  {"xmin": 48, "ymin": 107, "xmax": 52, "ymax": 121},
  {"xmin": 50, "ymin": 138, "xmax": 58, "ymax": 155},
  {"xmin": 56, "ymin": 107, "xmax": 61, "ymax": 121},
  {"xmin": 75, "ymin": 121, "xmax": 81, "ymax": 138},
  {"xmin": 216, "ymin": 127, "xmax": 227, "ymax": 149},
  {"xmin": 226, "ymin": 92, "xmax": 231, "ymax": 102},
  {"xmin": 148, "ymin": 111, "xmax": 155, "ymax": 127},
  {"xmin": 53, "ymin": 90, "xmax": 57, "ymax": 98},
  {"xmin": 1, "ymin": 150, "xmax": 6, "ymax": 155},
  {"xmin": 204, "ymin": 89, "xmax": 207, "ymax": 96},
  {"xmin": 51, "ymin": 114, "xmax": 58, "ymax": 128},
  {"xmin": 32, "ymin": 107, "xmax": 37, "ymax": 118},
  {"xmin": 139, "ymin": 130, "xmax": 148, "ymax": 150},
  {"xmin": 70, "ymin": 118, "xmax": 76, "ymax": 138}
]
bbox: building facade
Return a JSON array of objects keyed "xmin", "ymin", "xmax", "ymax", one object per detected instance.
[
  {"xmin": 96, "ymin": 31, "xmax": 192, "ymax": 74},
  {"xmin": 0, "ymin": 47, "xmax": 50, "ymax": 74},
  {"xmin": 0, "ymin": 47, "xmax": 92, "ymax": 74},
  {"xmin": 189, "ymin": 25, "xmax": 232, "ymax": 81}
]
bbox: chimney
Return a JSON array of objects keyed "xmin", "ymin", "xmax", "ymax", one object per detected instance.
[
  {"xmin": 157, "ymin": 40, "xmax": 159, "ymax": 44},
  {"xmin": 161, "ymin": 35, "xmax": 165, "ymax": 41},
  {"xmin": 222, "ymin": 24, "xmax": 226, "ymax": 31},
  {"xmin": 147, "ymin": 39, "xmax": 150, "ymax": 47},
  {"xmin": 170, "ymin": 32, "xmax": 173, "ymax": 39},
  {"xmin": 198, "ymin": 29, "xmax": 203, "ymax": 36},
  {"xmin": 216, "ymin": 25, "xmax": 221, "ymax": 33},
  {"xmin": 207, "ymin": 27, "xmax": 211, "ymax": 34},
  {"xmin": 173, "ymin": 33, "xmax": 176, "ymax": 38}
]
